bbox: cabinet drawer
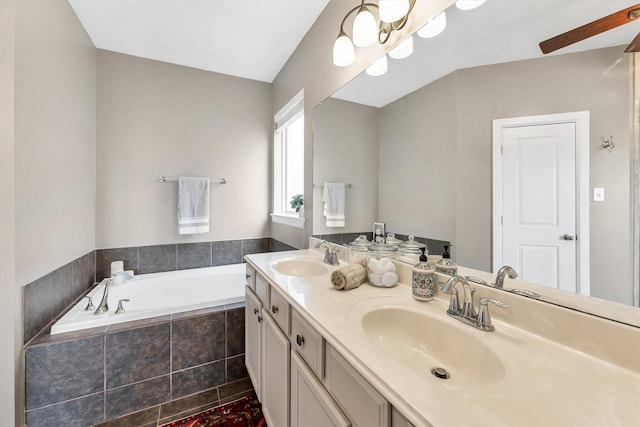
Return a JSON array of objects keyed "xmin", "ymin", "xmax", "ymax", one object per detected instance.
[
  {"xmin": 290, "ymin": 309, "xmax": 324, "ymax": 379},
  {"xmin": 325, "ymin": 344, "xmax": 390, "ymax": 427},
  {"xmin": 269, "ymin": 286, "xmax": 290, "ymax": 335},
  {"xmin": 255, "ymin": 273, "xmax": 269, "ymax": 306},
  {"xmin": 245, "ymin": 264, "xmax": 256, "ymax": 291}
]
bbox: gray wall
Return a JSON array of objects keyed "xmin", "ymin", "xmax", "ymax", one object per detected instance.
[
  {"xmin": 15, "ymin": 0, "xmax": 97, "ymax": 287},
  {"xmin": 0, "ymin": 0, "xmax": 17, "ymax": 424},
  {"xmin": 378, "ymin": 46, "xmax": 632, "ymax": 304},
  {"xmin": 96, "ymin": 51, "xmax": 272, "ymax": 249},
  {"xmin": 313, "ymin": 98, "xmax": 379, "ymax": 235}
]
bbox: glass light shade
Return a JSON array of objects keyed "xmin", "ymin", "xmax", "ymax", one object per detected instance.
[
  {"xmin": 333, "ymin": 33, "xmax": 355, "ymax": 67},
  {"xmin": 366, "ymin": 55, "xmax": 388, "ymax": 76},
  {"xmin": 455, "ymin": 0, "xmax": 486, "ymax": 11},
  {"xmin": 417, "ymin": 11, "xmax": 447, "ymax": 38},
  {"xmin": 379, "ymin": 0, "xmax": 410, "ymax": 23},
  {"xmin": 352, "ymin": 6, "xmax": 378, "ymax": 47},
  {"xmin": 388, "ymin": 35, "xmax": 413, "ymax": 59}
]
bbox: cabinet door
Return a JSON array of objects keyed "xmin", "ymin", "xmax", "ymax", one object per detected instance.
[
  {"xmin": 261, "ymin": 309, "xmax": 291, "ymax": 427},
  {"xmin": 291, "ymin": 350, "xmax": 350, "ymax": 427},
  {"xmin": 246, "ymin": 264, "xmax": 256, "ymax": 291},
  {"xmin": 325, "ymin": 344, "xmax": 390, "ymax": 427},
  {"xmin": 245, "ymin": 287, "xmax": 262, "ymax": 400}
]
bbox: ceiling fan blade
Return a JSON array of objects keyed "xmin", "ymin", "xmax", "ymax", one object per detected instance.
[
  {"xmin": 540, "ymin": 4, "xmax": 640, "ymax": 54},
  {"xmin": 625, "ymin": 32, "xmax": 640, "ymax": 52}
]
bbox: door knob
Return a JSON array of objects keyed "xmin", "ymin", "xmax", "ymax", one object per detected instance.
[{"xmin": 561, "ymin": 234, "xmax": 576, "ymax": 240}]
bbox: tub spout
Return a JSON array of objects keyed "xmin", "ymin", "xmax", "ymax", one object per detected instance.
[{"xmin": 95, "ymin": 271, "xmax": 133, "ymax": 314}]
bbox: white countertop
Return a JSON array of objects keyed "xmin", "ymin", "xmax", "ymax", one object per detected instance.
[{"xmin": 245, "ymin": 249, "xmax": 640, "ymax": 427}]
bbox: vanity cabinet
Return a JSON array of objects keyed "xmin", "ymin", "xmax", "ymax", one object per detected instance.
[{"xmin": 261, "ymin": 307, "xmax": 290, "ymax": 427}]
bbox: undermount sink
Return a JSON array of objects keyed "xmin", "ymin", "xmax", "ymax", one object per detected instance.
[
  {"xmin": 271, "ymin": 258, "xmax": 328, "ymax": 277},
  {"xmin": 362, "ymin": 307, "xmax": 506, "ymax": 386}
]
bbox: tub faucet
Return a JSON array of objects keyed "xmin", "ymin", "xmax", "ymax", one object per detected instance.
[
  {"xmin": 95, "ymin": 271, "xmax": 133, "ymax": 315},
  {"xmin": 494, "ymin": 265, "xmax": 518, "ymax": 289},
  {"xmin": 314, "ymin": 240, "xmax": 340, "ymax": 266}
]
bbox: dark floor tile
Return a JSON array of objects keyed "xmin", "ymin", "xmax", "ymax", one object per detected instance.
[
  {"xmin": 172, "ymin": 361, "xmax": 225, "ymax": 399},
  {"xmin": 242, "ymin": 238, "xmax": 270, "ymax": 257},
  {"xmin": 172, "ymin": 312, "xmax": 225, "ymax": 371},
  {"xmin": 106, "ymin": 323, "xmax": 170, "ymax": 388},
  {"xmin": 139, "ymin": 244, "xmax": 177, "ymax": 274},
  {"xmin": 159, "ymin": 388, "xmax": 219, "ymax": 420},
  {"xmin": 226, "ymin": 308, "xmax": 245, "ymax": 357},
  {"xmin": 218, "ymin": 377, "xmax": 254, "ymax": 401},
  {"xmin": 177, "ymin": 242, "xmax": 212, "ymax": 270},
  {"xmin": 96, "ymin": 247, "xmax": 139, "ymax": 281},
  {"xmin": 211, "ymin": 240, "xmax": 242, "ymax": 266},
  {"xmin": 25, "ymin": 392, "xmax": 103, "ymax": 427},
  {"xmin": 93, "ymin": 406, "xmax": 159, "ymax": 427},
  {"xmin": 226, "ymin": 355, "xmax": 248, "ymax": 383},
  {"xmin": 106, "ymin": 376, "xmax": 170, "ymax": 421},
  {"xmin": 25, "ymin": 336, "xmax": 104, "ymax": 409}
]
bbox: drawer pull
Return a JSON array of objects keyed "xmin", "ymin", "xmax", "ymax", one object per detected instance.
[
  {"xmin": 296, "ymin": 334, "xmax": 305, "ymax": 347},
  {"xmin": 271, "ymin": 305, "xmax": 279, "ymax": 314},
  {"xmin": 246, "ymin": 273, "xmax": 252, "ymax": 279},
  {"xmin": 253, "ymin": 308, "xmax": 259, "ymax": 315},
  {"xmin": 257, "ymin": 315, "xmax": 263, "ymax": 323}
]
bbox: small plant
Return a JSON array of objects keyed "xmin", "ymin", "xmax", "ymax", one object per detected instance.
[{"xmin": 290, "ymin": 194, "xmax": 304, "ymax": 213}]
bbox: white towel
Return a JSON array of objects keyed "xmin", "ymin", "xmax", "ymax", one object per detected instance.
[
  {"xmin": 178, "ymin": 176, "xmax": 210, "ymax": 234},
  {"xmin": 323, "ymin": 182, "xmax": 346, "ymax": 227}
]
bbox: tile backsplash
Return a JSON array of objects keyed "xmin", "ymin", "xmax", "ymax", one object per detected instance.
[{"xmin": 23, "ymin": 238, "xmax": 295, "ymax": 344}]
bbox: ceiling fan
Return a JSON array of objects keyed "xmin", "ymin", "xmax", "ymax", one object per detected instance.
[{"xmin": 540, "ymin": 3, "xmax": 640, "ymax": 54}]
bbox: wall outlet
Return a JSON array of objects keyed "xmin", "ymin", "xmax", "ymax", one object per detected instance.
[{"xmin": 373, "ymin": 222, "xmax": 386, "ymax": 242}]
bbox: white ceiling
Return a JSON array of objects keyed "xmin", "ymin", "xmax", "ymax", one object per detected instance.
[
  {"xmin": 68, "ymin": 0, "xmax": 329, "ymax": 83},
  {"xmin": 68, "ymin": 0, "xmax": 640, "ymax": 104}
]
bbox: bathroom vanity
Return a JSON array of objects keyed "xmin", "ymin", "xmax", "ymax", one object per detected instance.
[{"xmin": 244, "ymin": 245, "xmax": 640, "ymax": 427}]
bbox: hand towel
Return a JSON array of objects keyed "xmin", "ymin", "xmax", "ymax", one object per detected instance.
[
  {"xmin": 322, "ymin": 182, "xmax": 346, "ymax": 227},
  {"xmin": 178, "ymin": 176, "xmax": 210, "ymax": 235},
  {"xmin": 331, "ymin": 264, "xmax": 366, "ymax": 290}
]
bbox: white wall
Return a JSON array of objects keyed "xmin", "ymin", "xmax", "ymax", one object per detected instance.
[
  {"xmin": 313, "ymin": 98, "xmax": 379, "ymax": 235},
  {"xmin": 0, "ymin": 0, "xmax": 17, "ymax": 424},
  {"xmin": 96, "ymin": 51, "xmax": 272, "ymax": 248},
  {"xmin": 15, "ymin": 0, "xmax": 97, "ymax": 286}
]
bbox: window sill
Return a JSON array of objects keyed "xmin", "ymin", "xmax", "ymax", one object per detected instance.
[{"xmin": 271, "ymin": 213, "xmax": 305, "ymax": 229}]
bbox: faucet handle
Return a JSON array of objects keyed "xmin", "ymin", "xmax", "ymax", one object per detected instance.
[
  {"xmin": 83, "ymin": 296, "xmax": 95, "ymax": 311},
  {"xmin": 477, "ymin": 298, "xmax": 508, "ymax": 331},
  {"xmin": 115, "ymin": 299, "xmax": 130, "ymax": 314}
]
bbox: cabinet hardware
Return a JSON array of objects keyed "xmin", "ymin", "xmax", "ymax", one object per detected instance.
[
  {"xmin": 271, "ymin": 305, "xmax": 279, "ymax": 314},
  {"xmin": 253, "ymin": 308, "xmax": 259, "ymax": 315},
  {"xmin": 296, "ymin": 334, "xmax": 305, "ymax": 347},
  {"xmin": 257, "ymin": 315, "xmax": 263, "ymax": 323}
]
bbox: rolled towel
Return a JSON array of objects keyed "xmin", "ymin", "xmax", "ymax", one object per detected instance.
[
  {"xmin": 331, "ymin": 264, "xmax": 367, "ymax": 290},
  {"xmin": 381, "ymin": 271, "xmax": 399, "ymax": 287}
]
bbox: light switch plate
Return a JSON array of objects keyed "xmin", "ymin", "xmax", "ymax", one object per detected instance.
[
  {"xmin": 593, "ymin": 187, "xmax": 605, "ymax": 202},
  {"xmin": 373, "ymin": 222, "xmax": 386, "ymax": 242}
]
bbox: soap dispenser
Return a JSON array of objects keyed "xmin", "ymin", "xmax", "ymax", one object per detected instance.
[
  {"xmin": 412, "ymin": 247, "xmax": 435, "ymax": 301},
  {"xmin": 435, "ymin": 244, "xmax": 457, "ymax": 276}
]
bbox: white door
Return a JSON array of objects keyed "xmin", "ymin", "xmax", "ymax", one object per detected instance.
[{"xmin": 493, "ymin": 112, "xmax": 590, "ymax": 295}]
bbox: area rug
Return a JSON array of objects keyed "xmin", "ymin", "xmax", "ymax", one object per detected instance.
[{"xmin": 162, "ymin": 394, "xmax": 266, "ymax": 427}]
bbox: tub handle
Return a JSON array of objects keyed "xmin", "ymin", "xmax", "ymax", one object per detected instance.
[
  {"xmin": 116, "ymin": 299, "xmax": 130, "ymax": 314},
  {"xmin": 83, "ymin": 296, "xmax": 95, "ymax": 311},
  {"xmin": 271, "ymin": 305, "xmax": 279, "ymax": 314}
]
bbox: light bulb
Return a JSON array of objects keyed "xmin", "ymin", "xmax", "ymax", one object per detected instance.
[
  {"xmin": 455, "ymin": 0, "xmax": 486, "ymax": 11},
  {"xmin": 366, "ymin": 55, "xmax": 388, "ymax": 76},
  {"xmin": 388, "ymin": 35, "xmax": 413, "ymax": 59},
  {"xmin": 379, "ymin": 0, "xmax": 410, "ymax": 23},
  {"xmin": 332, "ymin": 33, "xmax": 355, "ymax": 67},
  {"xmin": 352, "ymin": 6, "xmax": 378, "ymax": 47},
  {"xmin": 417, "ymin": 11, "xmax": 447, "ymax": 38}
]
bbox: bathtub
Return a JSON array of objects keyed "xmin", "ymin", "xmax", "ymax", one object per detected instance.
[{"xmin": 51, "ymin": 263, "xmax": 246, "ymax": 334}]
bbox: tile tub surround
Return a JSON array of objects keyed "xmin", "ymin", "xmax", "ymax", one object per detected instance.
[
  {"xmin": 24, "ymin": 303, "xmax": 247, "ymax": 427},
  {"xmin": 23, "ymin": 237, "xmax": 296, "ymax": 344}
]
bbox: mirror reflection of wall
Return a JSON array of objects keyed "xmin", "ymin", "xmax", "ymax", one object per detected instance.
[{"xmin": 314, "ymin": 45, "xmax": 635, "ymax": 307}]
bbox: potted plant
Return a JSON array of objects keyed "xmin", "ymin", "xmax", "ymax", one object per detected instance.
[{"xmin": 290, "ymin": 194, "xmax": 304, "ymax": 217}]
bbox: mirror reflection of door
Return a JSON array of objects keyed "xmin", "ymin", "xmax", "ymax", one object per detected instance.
[{"xmin": 493, "ymin": 112, "xmax": 590, "ymax": 295}]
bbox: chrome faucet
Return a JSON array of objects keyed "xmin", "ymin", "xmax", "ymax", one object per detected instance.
[
  {"xmin": 494, "ymin": 265, "xmax": 518, "ymax": 289},
  {"xmin": 94, "ymin": 271, "xmax": 133, "ymax": 314},
  {"xmin": 314, "ymin": 240, "xmax": 340, "ymax": 266},
  {"xmin": 441, "ymin": 275, "xmax": 507, "ymax": 331}
]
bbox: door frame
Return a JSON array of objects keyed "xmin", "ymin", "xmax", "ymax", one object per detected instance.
[{"xmin": 492, "ymin": 111, "xmax": 590, "ymax": 296}]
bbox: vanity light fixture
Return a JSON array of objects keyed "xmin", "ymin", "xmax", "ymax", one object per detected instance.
[
  {"xmin": 455, "ymin": 0, "xmax": 486, "ymax": 11},
  {"xmin": 366, "ymin": 54, "xmax": 388, "ymax": 76},
  {"xmin": 388, "ymin": 35, "xmax": 413, "ymax": 59},
  {"xmin": 417, "ymin": 11, "xmax": 447, "ymax": 38},
  {"xmin": 332, "ymin": 0, "xmax": 417, "ymax": 67}
]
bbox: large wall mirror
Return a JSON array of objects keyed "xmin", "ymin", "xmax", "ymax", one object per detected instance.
[{"xmin": 313, "ymin": 0, "xmax": 639, "ymax": 327}]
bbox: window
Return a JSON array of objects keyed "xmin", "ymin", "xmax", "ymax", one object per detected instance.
[{"xmin": 274, "ymin": 90, "xmax": 304, "ymax": 217}]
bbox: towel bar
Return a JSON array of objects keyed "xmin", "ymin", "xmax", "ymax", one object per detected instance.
[{"xmin": 158, "ymin": 176, "xmax": 227, "ymax": 184}]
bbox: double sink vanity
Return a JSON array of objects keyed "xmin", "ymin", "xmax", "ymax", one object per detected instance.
[{"xmin": 244, "ymin": 240, "xmax": 640, "ymax": 427}]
